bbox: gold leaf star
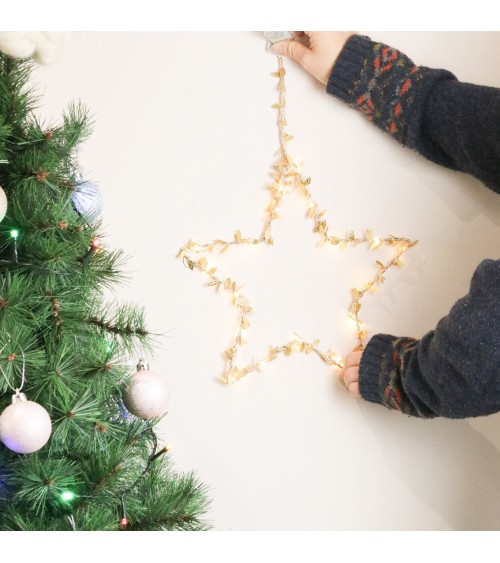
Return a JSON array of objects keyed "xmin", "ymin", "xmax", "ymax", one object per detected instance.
[{"xmin": 179, "ymin": 57, "xmax": 417, "ymax": 384}]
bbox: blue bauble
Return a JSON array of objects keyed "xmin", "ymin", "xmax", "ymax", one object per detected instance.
[{"xmin": 72, "ymin": 174, "xmax": 103, "ymax": 219}]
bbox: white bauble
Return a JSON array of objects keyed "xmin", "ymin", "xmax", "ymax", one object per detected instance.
[
  {"xmin": 122, "ymin": 363, "xmax": 169, "ymax": 420},
  {"xmin": 0, "ymin": 393, "xmax": 52, "ymax": 454},
  {"xmin": 0, "ymin": 185, "xmax": 7, "ymax": 222}
]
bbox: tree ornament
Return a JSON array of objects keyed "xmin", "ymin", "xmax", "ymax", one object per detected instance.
[
  {"xmin": 0, "ymin": 185, "xmax": 7, "ymax": 222},
  {"xmin": 0, "ymin": 392, "xmax": 52, "ymax": 454},
  {"xmin": 122, "ymin": 360, "xmax": 169, "ymax": 420},
  {"xmin": 0, "ymin": 31, "xmax": 69, "ymax": 64},
  {"xmin": 72, "ymin": 173, "xmax": 102, "ymax": 220}
]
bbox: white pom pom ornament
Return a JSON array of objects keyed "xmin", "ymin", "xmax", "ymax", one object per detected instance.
[
  {"xmin": 0, "ymin": 392, "xmax": 52, "ymax": 454},
  {"xmin": 0, "ymin": 31, "xmax": 69, "ymax": 64},
  {"xmin": 122, "ymin": 361, "xmax": 169, "ymax": 420}
]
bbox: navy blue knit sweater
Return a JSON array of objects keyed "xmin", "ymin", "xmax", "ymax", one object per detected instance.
[{"xmin": 326, "ymin": 35, "xmax": 500, "ymax": 418}]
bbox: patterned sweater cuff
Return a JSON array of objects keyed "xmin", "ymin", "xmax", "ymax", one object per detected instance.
[
  {"xmin": 327, "ymin": 34, "xmax": 420, "ymax": 144},
  {"xmin": 358, "ymin": 333, "xmax": 394, "ymax": 405},
  {"xmin": 327, "ymin": 34, "xmax": 374, "ymax": 103},
  {"xmin": 359, "ymin": 333, "xmax": 435, "ymax": 418},
  {"xmin": 326, "ymin": 34, "xmax": 457, "ymax": 150}
]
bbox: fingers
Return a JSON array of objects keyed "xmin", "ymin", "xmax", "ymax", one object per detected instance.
[
  {"xmin": 348, "ymin": 381, "xmax": 360, "ymax": 398},
  {"xmin": 270, "ymin": 39, "xmax": 312, "ymax": 69},
  {"xmin": 337, "ymin": 350, "xmax": 362, "ymax": 398},
  {"xmin": 344, "ymin": 351, "xmax": 362, "ymax": 369}
]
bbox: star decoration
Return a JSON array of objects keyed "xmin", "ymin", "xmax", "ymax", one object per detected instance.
[{"xmin": 179, "ymin": 56, "xmax": 417, "ymax": 384}]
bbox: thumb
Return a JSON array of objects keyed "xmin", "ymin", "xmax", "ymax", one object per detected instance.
[{"xmin": 270, "ymin": 39, "xmax": 311, "ymax": 69}]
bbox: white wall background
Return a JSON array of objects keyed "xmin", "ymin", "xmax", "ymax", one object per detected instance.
[{"xmin": 32, "ymin": 32, "xmax": 500, "ymax": 531}]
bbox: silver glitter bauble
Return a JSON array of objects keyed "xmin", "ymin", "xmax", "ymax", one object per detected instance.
[
  {"xmin": 0, "ymin": 185, "xmax": 7, "ymax": 222},
  {"xmin": 122, "ymin": 362, "xmax": 169, "ymax": 420},
  {"xmin": 0, "ymin": 393, "xmax": 52, "ymax": 454},
  {"xmin": 72, "ymin": 174, "xmax": 102, "ymax": 219}
]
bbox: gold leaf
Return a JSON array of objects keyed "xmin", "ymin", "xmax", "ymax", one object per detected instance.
[
  {"xmin": 197, "ymin": 257, "xmax": 208, "ymax": 270},
  {"xmin": 408, "ymin": 240, "xmax": 419, "ymax": 247},
  {"xmin": 351, "ymin": 288, "xmax": 361, "ymax": 300},
  {"xmin": 352, "ymin": 344, "xmax": 364, "ymax": 352},
  {"xmin": 376, "ymin": 260, "xmax": 385, "ymax": 270},
  {"xmin": 227, "ymin": 368, "xmax": 240, "ymax": 384},
  {"xmin": 236, "ymin": 296, "xmax": 249, "ymax": 308},
  {"xmin": 208, "ymin": 280, "xmax": 220, "ymax": 287},
  {"xmin": 234, "ymin": 230, "xmax": 242, "ymax": 243},
  {"xmin": 208, "ymin": 267, "xmax": 217, "ymax": 275},
  {"xmin": 271, "ymin": 103, "xmax": 282, "ymax": 109}
]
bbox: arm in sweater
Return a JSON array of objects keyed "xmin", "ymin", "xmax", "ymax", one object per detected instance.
[
  {"xmin": 358, "ymin": 259, "xmax": 500, "ymax": 418},
  {"xmin": 327, "ymin": 35, "xmax": 500, "ymax": 194},
  {"xmin": 326, "ymin": 35, "xmax": 500, "ymax": 418}
]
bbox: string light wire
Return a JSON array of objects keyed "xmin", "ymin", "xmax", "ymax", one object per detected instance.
[{"xmin": 179, "ymin": 56, "xmax": 417, "ymax": 384}]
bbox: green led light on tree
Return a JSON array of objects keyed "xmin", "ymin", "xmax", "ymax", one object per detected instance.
[{"xmin": 60, "ymin": 491, "xmax": 76, "ymax": 502}]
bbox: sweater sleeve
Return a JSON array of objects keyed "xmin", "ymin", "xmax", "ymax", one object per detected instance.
[
  {"xmin": 358, "ymin": 259, "xmax": 500, "ymax": 418},
  {"xmin": 326, "ymin": 34, "xmax": 500, "ymax": 194},
  {"xmin": 326, "ymin": 36, "xmax": 500, "ymax": 418}
]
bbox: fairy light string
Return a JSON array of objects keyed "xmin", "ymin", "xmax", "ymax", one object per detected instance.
[{"xmin": 179, "ymin": 56, "xmax": 417, "ymax": 384}]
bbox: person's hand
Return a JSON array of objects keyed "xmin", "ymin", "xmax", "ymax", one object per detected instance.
[
  {"xmin": 270, "ymin": 31, "xmax": 356, "ymax": 85},
  {"xmin": 338, "ymin": 350, "xmax": 362, "ymax": 398}
]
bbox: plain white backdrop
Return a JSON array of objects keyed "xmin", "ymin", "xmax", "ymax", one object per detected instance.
[{"xmin": 32, "ymin": 32, "xmax": 500, "ymax": 531}]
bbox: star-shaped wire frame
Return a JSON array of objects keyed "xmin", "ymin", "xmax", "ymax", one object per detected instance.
[{"xmin": 179, "ymin": 57, "xmax": 417, "ymax": 384}]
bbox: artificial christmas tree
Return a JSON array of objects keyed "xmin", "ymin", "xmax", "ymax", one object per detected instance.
[{"xmin": 0, "ymin": 52, "xmax": 210, "ymax": 530}]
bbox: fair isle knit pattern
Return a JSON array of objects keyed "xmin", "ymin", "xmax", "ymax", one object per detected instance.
[{"xmin": 327, "ymin": 35, "xmax": 500, "ymax": 194}]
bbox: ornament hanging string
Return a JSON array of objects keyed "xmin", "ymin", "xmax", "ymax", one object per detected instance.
[
  {"xmin": 0, "ymin": 338, "xmax": 26, "ymax": 395},
  {"xmin": 179, "ymin": 56, "xmax": 417, "ymax": 384},
  {"xmin": 0, "ymin": 337, "xmax": 52, "ymax": 454}
]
